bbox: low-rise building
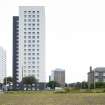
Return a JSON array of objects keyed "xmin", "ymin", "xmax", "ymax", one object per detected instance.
[{"xmin": 88, "ymin": 66, "xmax": 105, "ymax": 87}]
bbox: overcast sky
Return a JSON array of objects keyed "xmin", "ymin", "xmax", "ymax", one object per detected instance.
[{"xmin": 0, "ymin": 0, "xmax": 105, "ymax": 83}]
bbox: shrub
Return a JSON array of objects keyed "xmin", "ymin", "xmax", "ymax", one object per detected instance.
[
  {"xmin": 54, "ymin": 90, "xmax": 65, "ymax": 94},
  {"xmin": 64, "ymin": 88, "xmax": 70, "ymax": 93}
]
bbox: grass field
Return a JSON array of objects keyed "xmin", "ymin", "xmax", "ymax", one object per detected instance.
[{"xmin": 0, "ymin": 91, "xmax": 105, "ymax": 105}]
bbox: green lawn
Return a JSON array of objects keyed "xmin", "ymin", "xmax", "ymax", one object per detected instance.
[{"xmin": 0, "ymin": 91, "xmax": 105, "ymax": 105}]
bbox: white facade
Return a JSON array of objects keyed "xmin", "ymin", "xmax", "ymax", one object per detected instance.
[
  {"xmin": 0, "ymin": 47, "xmax": 6, "ymax": 83},
  {"xmin": 18, "ymin": 6, "xmax": 45, "ymax": 82}
]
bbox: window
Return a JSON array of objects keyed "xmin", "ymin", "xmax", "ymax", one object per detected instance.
[
  {"xmin": 32, "ymin": 53, "xmax": 35, "ymax": 55},
  {"xmin": 28, "ymin": 57, "xmax": 31, "ymax": 60},
  {"xmin": 16, "ymin": 58, "xmax": 19, "ymax": 61},
  {"xmin": 37, "ymin": 15, "xmax": 39, "ymax": 18},
  {"xmin": 28, "ymin": 53, "xmax": 31, "ymax": 55},
  {"xmin": 28, "ymin": 62, "xmax": 31, "ymax": 64},
  {"xmin": 16, "ymin": 48, "xmax": 19, "ymax": 50},
  {"xmin": 16, "ymin": 31, "xmax": 19, "ymax": 34},
  {"xmin": 37, "ymin": 36, "xmax": 39, "ymax": 39},
  {"xmin": 24, "ymin": 24, "xmax": 27, "ymax": 26},
  {"xmin": 24, "ymin": 32, "xmax": 26, "ymax": 34},
  {"xmin": 24, "ymin": 44, "xmax": 27, "ymax": 47},
  {"xmin": 28, "ymin": 11, "xmax": 31, "ymax": 13},
  {"xmin": 33, "ymin": 19, "xmax": 35, "ymax": 22},
  {"xmin": 32, "ymin": 32, "xmax": 35, "ymax": 34},
  {"xmin": 37, "ymin": 57, "xmax": 39, "ymax": 60},
  {"xmin": 32, "ymin": 40, "xmax": 35, "ymax": 43},
  {"xmin": 28, "ymin": 32, "xmax": 31, "ymax": 34},
  {"xmin": 37, "ymin": 11, "xmax": 39, "ymax": 13},
  {"xmin": 28, "ymin": 40, "xmax": 31, "ymax": 43},
  {"xmin": 28, "ymin": 24, "xmax": 31, "ymax": 26},
  {"xmin": 37, "ymin": 40, "xmax": 39, "ymax": 43},
  {"xmin": 28, "ymin": 19, "xmax": 31, "ymax": 22},
  {"xmin": 37, "ymin": 28, "xmax": 39, "ymax": 30},
  {"xmin": 24, "ymin": 19, "xmax": 27, "ymax": 22},
  {"xmin": 33, "ymin": 11, "xmax": 35, "ymax": 13},
  {"xmin": 16, "ymin": 26, "xmax": 19, "ymax": 28},
  {"xmin": 32, "ymin": 24, "xmax": 35, "ymax": 26},
  {"xmin": 16, "ymin": 51, "xmax": 19, "ymax": 54},
  {"xmin": 32, "ymin": 57, "xmax": 35, "ymax": 60},
  {"xmin": 28, "ymin": 15, "xmax": 31, "ymax": 18},
  {"xmin": 28, "ymin": 45, "xmax": 31, "ymax": 47},
  {"xmin": 32, "ymin": 70, "xmax": 35, "ymax": 73},
  {"xmin": 24, "ymin": 62, "xmax": 26, "ymax": 64},
  {"xmin": 37, "ymin": 19, "xmax": 40, "ymax": 22},
  {"xmin": 28, "ymin": 36, "xmax": 31, "ymax": 39},
  {"xmin": 37, "ymin": 61, "xmax": 39, "ymax": 64},
  {"xmin": 32, "ymin": 44, "xmax": 35, "ymax": 47},
  {"xmin": 32, "ymin": 61, "xmax": 35, "ymax": 64},
  {"xmin": 33, "ymin": 28, "xmax": 35, "ymax": 30},
  {"xmin": 16, "ymin": 40, "xmax": 19, "ymax": 43},
  {"xmin": 24, "ymin": 15, "xmax": 27, "ymax": 18},
  {"xmin": 24, "ymin": 53, "xmax": 26, "ymax": 55},
  {"xmin": 37, "ymin": 66, "xmax": 39, "ymax": 68},
  {"xmin": 37, "ymin": 32, "xmax": 39, "ymax": 34},
  {"xmin": 32, "ymin": 49, "xmax": 35, "ymax": 51},
  {"xmin": 24, "ymin": 11, "xmax": 27, "ymax": 13},
  {"xmin": 37, "ymin": 23, "xmax": 39, "ymax": 26},
  {"xmin": 32, "ymin": 36, "xmax": 35, "ymax": 39},
  {"xmin": 32, "ymin": 66, "xmax": 35, "ymax": 68},
  {"xmin": 37, "ymin": 53, "xmax": 39, "ymax": 55},
  {"xmin": 24, "ymin": 49, "xmax": 26, "ymax": 51},
  {"xmin": 37, "ymin": 44, "xmax": 39, "ymax": 47},
  {"xmin": 24, "ymin": 40, "xmax": 26, "ymax": 43},
  {"xmin": 37, "ymin": 49, "xmax": 39, "ymax": 51},
  {"xmin": 28, "ymin": 28, "xmax": 31, "ymax": 30},
  {"xmin": 33, "ymin": 15, "xmax": 35, "ymax": 17},
  {"xmin": 28, "ymin": 49, "xmax": 31, "ymax": 51},
  {"xmin": 24, "ymin": 28, "xmax": 26, "ymax": 30}
]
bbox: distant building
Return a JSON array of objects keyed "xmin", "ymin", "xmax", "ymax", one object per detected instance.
[
  {"xmin": 0, "ymin": 47, "xmax": 6, "ymax": 83},
  {"xmin": 88, "ymin": 66, "xmax": 105, "ymax": 87},
  {"xmin": 50, "ymin": 68, "xmax": 65, "ymax": 87}
]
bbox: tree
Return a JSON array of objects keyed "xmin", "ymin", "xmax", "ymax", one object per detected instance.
[
  {"xmin": 75, "ymin": 82, "xmax": 81, "ymax": 88},
  {"xmin": 22, "ymin": 76, "xmax": 37, "ymax": 85},
  {"xmin": 89, "ymin": 82, "xmax": 105, "ymax": 89},
  {"xmin": 96, "ymin": 82, "xmax": 105, "ymax": 88},
  {"xmin": 47, "ymin": 81, "xmax": 60, "ymax": 89},
  {"xmin": 4, "ymin": 77, "xmax": 13, "ymax": 85},
  {"xmin": 81, "ymin": 81, "xmax": 88, "ymax": 89}
]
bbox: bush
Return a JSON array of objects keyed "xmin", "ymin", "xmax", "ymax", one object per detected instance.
[
  {"xmin": 64, "ymin": 88, "xmax": 70, "ymax": 93},
  {"xmin": 54, "ymin": 90, "xmax": 65, "ymax": 94}
]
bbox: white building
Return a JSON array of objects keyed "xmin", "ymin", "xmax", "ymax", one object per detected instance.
[
  {"xmin": 13, "ymin": 6, "xmax": 45, "ymax": 84},
  {"xmin": 0, "ymin": 47, "xmax": 6, "ymax": 83}
]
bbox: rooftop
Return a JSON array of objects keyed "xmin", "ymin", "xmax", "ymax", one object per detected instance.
[{"xmin": 94, "ymin": 67, "xmax": 105, "ymax": 72}]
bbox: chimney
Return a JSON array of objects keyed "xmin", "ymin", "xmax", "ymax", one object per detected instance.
[{"xmin": 90, "ymin": 66, "xmax": 92, "ymax": 72}]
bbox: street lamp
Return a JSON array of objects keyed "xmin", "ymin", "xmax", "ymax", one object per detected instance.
[{"xmin": 93, "ymin": 70, "xmax": 96, "ymax": 92}]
